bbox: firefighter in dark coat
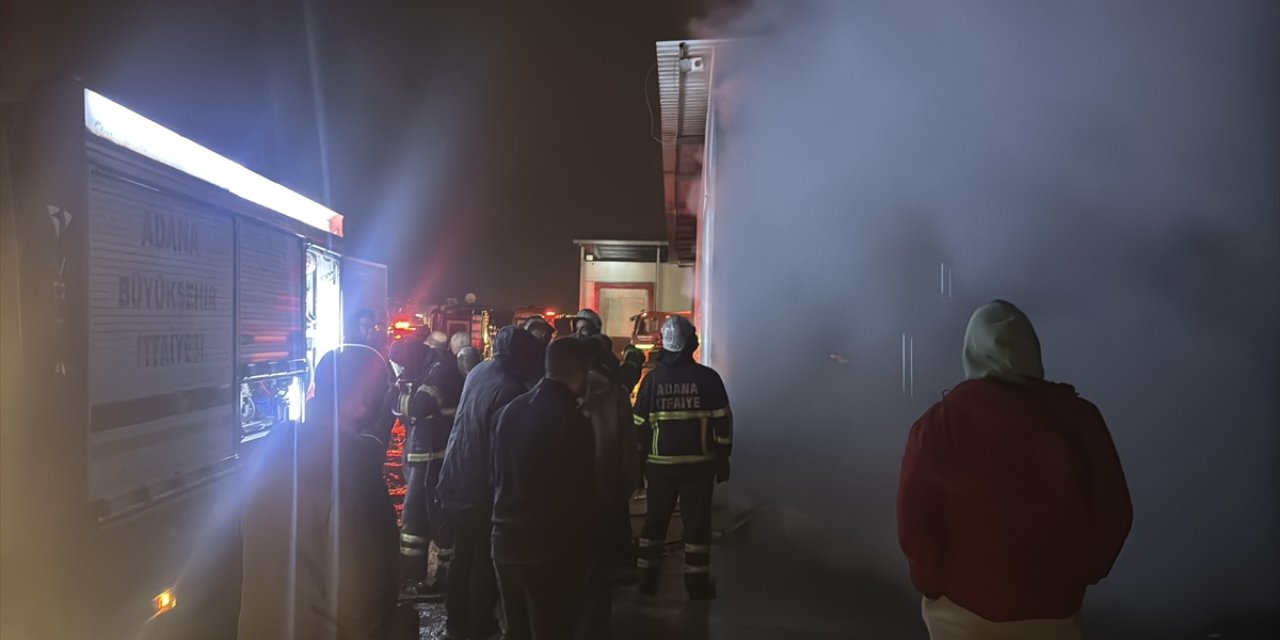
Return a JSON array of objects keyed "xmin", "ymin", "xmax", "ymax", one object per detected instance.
[
  {"xmin": 394, "ymin": 331, "xmax": 466, "ymax": 596},
  {"xmin": 633, "ymin": 316, "xmax": 732, "ymax": 600},
  {"xmin": 436, "ymin": 326, "xmax": 542, "ymax": 640}
]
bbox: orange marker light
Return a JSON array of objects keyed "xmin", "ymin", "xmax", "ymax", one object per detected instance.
[{"xmin": 152, "ymin": 589, "xmax": 177, "ymax": 616}]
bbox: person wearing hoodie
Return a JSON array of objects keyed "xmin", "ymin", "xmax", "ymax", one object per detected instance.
[
  {"xmin": 456, "ymin": 346, "xmax": 483, "ymax": 377},
  {"xmin": 897, "ymin": 300, "xmax": 1132, "ymax": 640},
  {"xmin": 633, "ymin": 316, "xmax": 732, "ymax": 600},
  {"xmin": 238, "ymin": 345, "xmax": 398, "ymax": 640},
  {"xmin": 436, "ymin": 326, "xmax": 542, "ymax": 640},
  {"xmin": 577, "ymin": 335, "xmax": 642, "ymax": 636}
]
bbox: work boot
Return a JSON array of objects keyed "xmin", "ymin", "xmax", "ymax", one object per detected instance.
[
  {"xmin": 685, "ymin": 573, "xmax": 717, "ymax": 601},
  {"xmin": 403, "ymin": 579, "xmax": 444, "ymax": 603}
]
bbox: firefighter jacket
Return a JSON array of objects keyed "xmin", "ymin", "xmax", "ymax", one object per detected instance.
[
  {"xmin": 436, "ymin": 327, "xmax": 542, "ymax": 524},
  {"xmin": 633, "ymin": 348, "xmax": 732, "ymax": 466},
  {"xmin": 398, "ymin": 347, "xmax": 465, "ymax": 464}
]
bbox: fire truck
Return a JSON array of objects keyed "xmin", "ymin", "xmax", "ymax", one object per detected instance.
[
  {"xmin": 629, "ymin": 309, "xmax": 693, "ymax": 352},
  {"xmin": 1, "ymin": 81, "xmax": 385, "ymax": 639}
]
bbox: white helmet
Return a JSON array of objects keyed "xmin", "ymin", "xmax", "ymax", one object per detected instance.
[
  {"xmin": 450, "ymin": 332, "xmax": 471, "ymax": 355},
  {"xmin": 427, "ymin": 331, "xmax": 449, "ymax": 349},
  {"xmin": 661, "ymin": 315, "xmax": 696, "ymax": 353}
]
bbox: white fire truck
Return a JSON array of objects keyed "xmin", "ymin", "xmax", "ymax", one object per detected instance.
[{"xmin": 1, "ymin": 81, "xmax": 385, "ymax": 638}]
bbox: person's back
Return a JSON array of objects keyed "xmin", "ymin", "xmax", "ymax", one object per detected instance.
[
  {"xmin": 490, "ymin": 377, "xmax": 596, "ymax": 563},
  {"xmin": 490, "ymin": 337, "xmax": 596, "ymax": 640},
  {"xmin": 898, "ymin": 300, "xmax": 1131, "ymax": 637},
  {"xmin": 437, "ymin": 335, "xmax": 535, "ymax": 523},
  {"xmin": 435, "ymin": 326, "xmax": 541, "ymax": 640},
  {"xmin": 633, "ymin": 317, "xmax": 732, "ymax": 600},
  {"xmin": 239, "ymin": 346, "xmax": 397, "ymax": 640},
  {"xmin": 581, "ymin": 369, "xmax": 640, "ymax": 514}
]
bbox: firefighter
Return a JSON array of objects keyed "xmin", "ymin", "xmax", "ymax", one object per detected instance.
[
  {"xmin": 633, "ymin": 316, "xmax": 732, "ymax": 600},
  {"xmin": 521, "ymin": 316, "xmax": 555, "ymax": 344},
  {"xmin": 395, "ymin": 330, "xmax": 466, "ymax": 598},
  {"xmin": 572, "ymin": 308, "xmax": 604, "ymax": 338}
]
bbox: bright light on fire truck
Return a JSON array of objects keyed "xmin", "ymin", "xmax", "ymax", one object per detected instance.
[{"xmin": 151, "ymin": 588, "xmax": 177, "ymax": 617}]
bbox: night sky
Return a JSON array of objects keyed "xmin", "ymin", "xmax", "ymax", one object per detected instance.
[{"xmin": 1, "ymin": 0, "xmax": 718, "ymax": 311}]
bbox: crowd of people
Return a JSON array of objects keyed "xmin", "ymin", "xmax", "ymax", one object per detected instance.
[
  {"xmin": 238, "ymin": 308, "xmax": 733, "ymax": 640},
  {"xmin": 236, "ymin": 299, "xmax": 1132, "ymax": 640}
]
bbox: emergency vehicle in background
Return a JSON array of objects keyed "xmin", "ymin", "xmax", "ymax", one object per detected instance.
[
  {"xmin": 0, "ymin": 81, "xmax": 385, "ymax": 639},
  {"xmin": 630, "ymin": 309, "xmax": 693, "ymax": 352},
  {"xmin": 512, "ymin": 306, "xmax": 575, "ymax": 336}
]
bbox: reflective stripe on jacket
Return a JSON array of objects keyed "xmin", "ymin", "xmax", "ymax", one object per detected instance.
[{"xmin": 633, "ymin": 355, "xmax": 732, "ymax": 465}]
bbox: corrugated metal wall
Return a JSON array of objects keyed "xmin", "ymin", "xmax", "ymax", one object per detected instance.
[
  {"xmin": 86, "ymin": 173, "xmax": 235, "ymax": 508},
  {"xmin": 237, "ymin": 219, "xmax": 302, "ymax": 366}
]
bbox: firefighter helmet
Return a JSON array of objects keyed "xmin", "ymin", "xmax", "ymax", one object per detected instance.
[
  {"xmin": 450, "ymin": 332, "xmax": 471, "ymax": 355},
  {"xmin": 522, "ymin": 316, "xmax": 554, "ymax": 343},
  {"xmin": 427, "ymin": 331, "xmax": 449, "ymax": 350},
  {"xmin": 661, "ymin": 315, "xmax": 696, "ymax": 353},
  {"xmin": 574, "ymin": 309, "xmax": 603, "ymax": 333}
]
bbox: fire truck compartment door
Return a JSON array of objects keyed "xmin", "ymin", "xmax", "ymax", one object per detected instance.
[
  {"xmin": 86, "ymin": 173, "xmax": 236, "ymax": 515},
  {"xmin": 341, "ymin": 256, "xmax": 387, "ymax": 341}
]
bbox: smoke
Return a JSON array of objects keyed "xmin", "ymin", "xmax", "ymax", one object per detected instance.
[{"xmin": 698, "ymin": 0, "xmax": 1279, "ymax": 635}]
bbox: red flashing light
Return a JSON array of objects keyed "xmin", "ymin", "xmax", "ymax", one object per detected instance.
[{"xmin": 393, "ymin": 320, "xmax": 412, "ymax": 330}]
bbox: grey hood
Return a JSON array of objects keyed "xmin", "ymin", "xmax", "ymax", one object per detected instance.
[{"xmin": 962, "ymin": 300, "xmax": 1045, "ymax": 383}]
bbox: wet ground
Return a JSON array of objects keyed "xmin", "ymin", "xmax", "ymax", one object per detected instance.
[
  {"xmin": 406, "ymin": 494, "xmax": 925, "ymax": 640},
  {"xmin": 103, "ymin": 437, "xmax": 1273, "ymax": 640}
]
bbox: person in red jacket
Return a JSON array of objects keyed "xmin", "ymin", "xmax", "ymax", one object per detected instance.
[{"xmin": 897, "ymin": 300, "xmax": 1132, "ymax": 640}]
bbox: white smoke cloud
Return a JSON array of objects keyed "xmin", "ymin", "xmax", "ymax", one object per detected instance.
[{"xmin": 697, "ymin": 0, "xmax": 1279, "ymax": 634}]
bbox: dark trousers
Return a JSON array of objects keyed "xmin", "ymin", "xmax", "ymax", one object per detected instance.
[
  {"xmin": 578, "ymin": 561, "xmax": 613, "ymax": 639},
  {"xmin": 495, "ymin": 560, "xmax": 591, "ymax": 640},
  {"xmin": 446, "ymin": 517, "xmax": 500, "ymax": 639},
  {"xmin": 401, "ymin": 458, "xmax": 450, "ymax": 581},
  {"xmin": 639, "ymin": 464, "xmax": 715, "ymax": 588},
  {"xmin": 601, "ymin": 498, "xmax": 634, "ymax": 568},
  {"xmin": 400, "ymin": 460, "xmax": 429, "ymax": 579}
]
